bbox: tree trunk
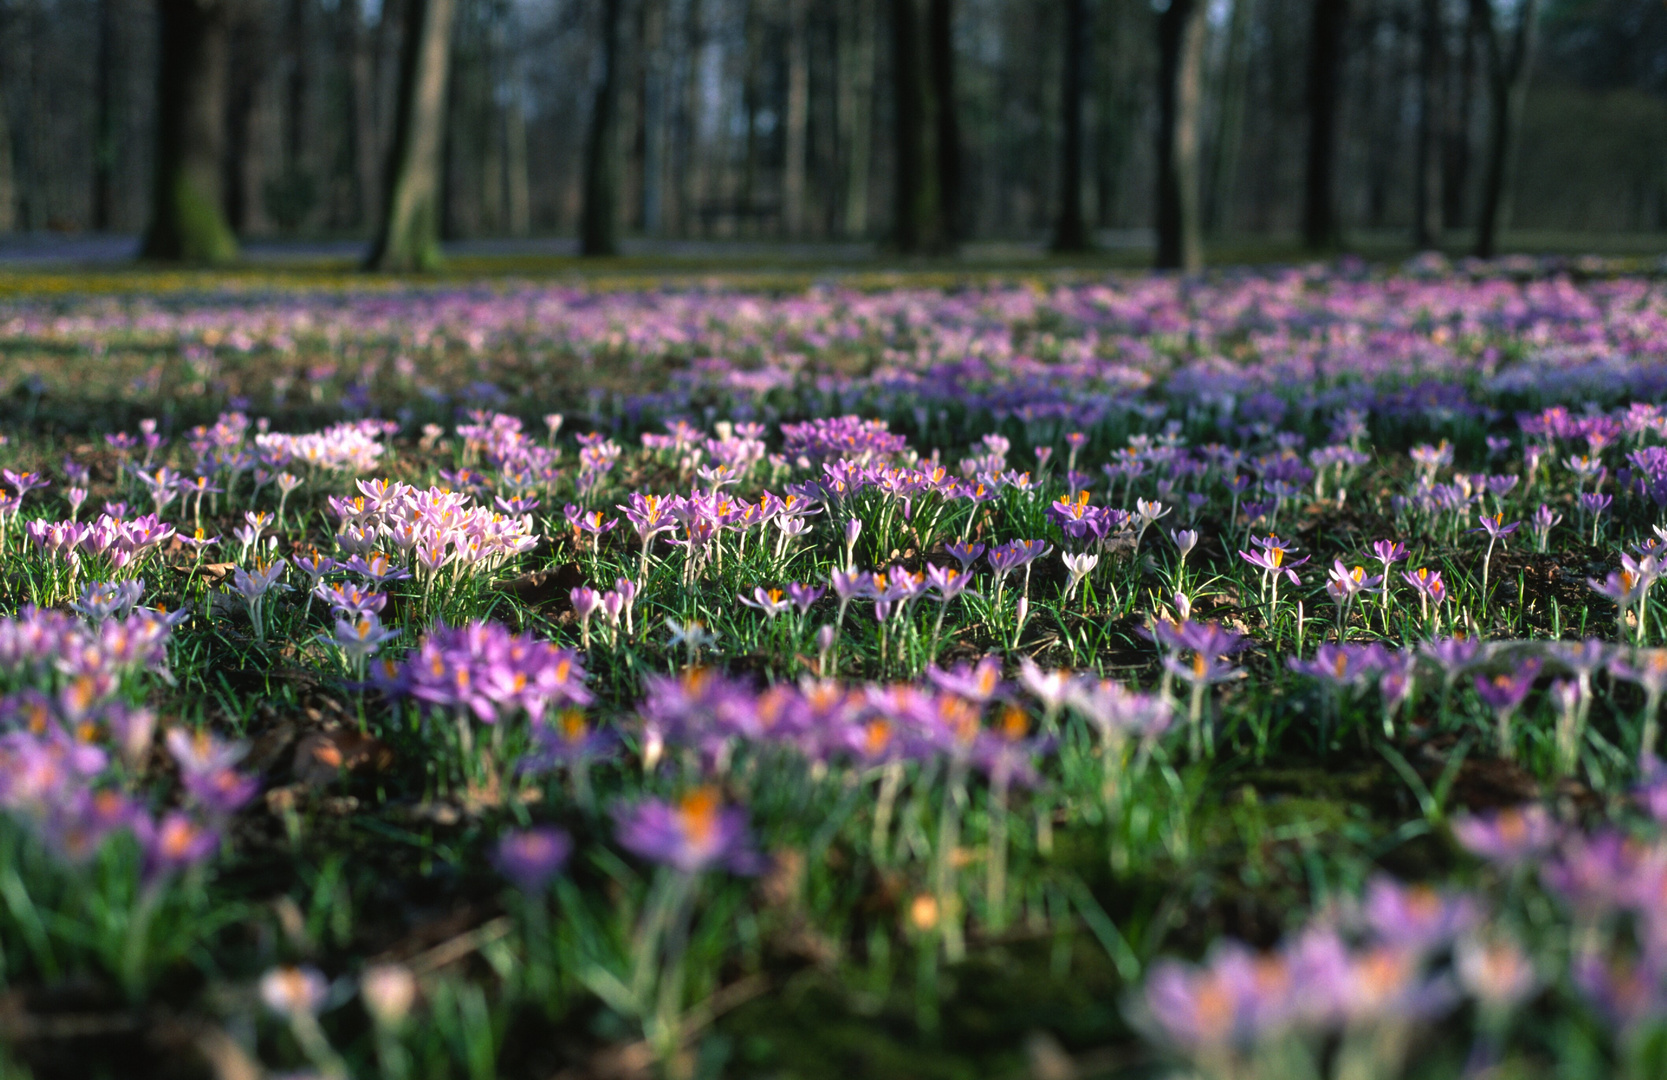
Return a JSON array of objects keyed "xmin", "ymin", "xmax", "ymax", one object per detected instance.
[
  {"xmin": 580, "ymin": 0, "xmax": 624, "ymax": 255},
  {"xmin": 344, "ymin": 0, "xmax": 378, "ymax": 229},
  {"xmin": 1444, "ymin": 1, "xmax": 1480, "ymax": 228},
  {"xmin": 505, "ymin": 53, "xmax": 531, "ymax": 237},
  {"xmin": 839, "ymin": 0, "xmax": 875, "ymax": 237},
  {"xmin": 1302, "ymin": 0, "xmax": 1347, "ymax": 250},
  {"xmin": 93, "ymin": 0, "xmax": 118, "ymax": 231},
  {"xmin": 677, "ymin": 0, "xmax": 705, "ymax": 236},
  {"xmin": 1155, "ymin": 0, "xmax": 1205, "ymax": 271},
  {"xmin": 0, "ymin": 71, "xmax": 13, "ymax": 233},
  {"xmin": 783, "ymin": 0, "xmax": 810, "ymax": 236},
  {"xmin": 1474, "ymin": 0, "xmax": 1538, "ymax": 258},
  {"xmin": 1204, "ymin": 0, "xmax": 1254, "ymax": 234},
  {"xmin": 890, "ymin": 0, "xmax": 953, "ymax": 254},
  {"xmin": 365, "ymin": 0, "xmax": 454, "ymax": 270},
  {"xmin": 641, "ymin": 0, "xmax": 667, "ymax": 235},
  {"xmin": 926, "ymin": 0, "xmax": 959, "ymax": 243},
  {"xmin": 1052, "ymin": 0, "xmax": 1090, "ymax": 252},
  {"xmin": 287, "ymin": 0, "xmax": 307, "ymax": 177},
  {"xmin": 1413, "ymin": 0, "xmax": 1443, "ymax": 248},
  {"xmin": 739, "ymin": 0, "xmax": 763, "ymax": 235},
  {"xmin": 141, "ymin": 0, "xmax": 238, "ymax": 264}
]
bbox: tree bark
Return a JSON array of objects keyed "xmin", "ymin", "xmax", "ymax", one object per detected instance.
[
  {"xmin": 286, "ymin": 0, "xmax": 307, "ymax": 178},
  {"xmin": 641, "ymin": 0, "xmax": 667, "ymax": 235},
  {"xmin": 1444, "ymin": 0, "xmax": 1480, "ymax": 229},
  {"xmin": 141, "ymin": 0, "xmax": 239, "ymax": 264},
  {"xmin": 0, "ymin": 68, "xmax": 12, "ymax": 233},
  {"xmin": 505, "ymin": 46, "xmax": 531, "ymax": 237},
  {"xmin": 926, "ymin": 0, "xmax": 959, "ymax": 243},
  {"xmin": 93, "ymin": 0, "xmax": 118, "ymax": 231},
  {"xmin": 1413, "ymin": 0, "xmax": 1443, "ymax": 248},
  {"xmin": 677, "ymin": 0, "xmax": 705, "ymax": 236},
  {"xmin": 1052, "ymin": 0, "xmax": 1090, "ymax": 252},
  {"xmin": 783, "ymin": 0, "xmax": 810, "ymax": 236},
  {"xmin": 345, "ymin": 0, "xmax": 379, "ymax": 229},
  {"xmin": 365, "ymin": 0, "xmax": 454, "ymax": 270},
  {"xmin": 1302, "ymin": 0, "xmax": 1347, "ymax": 250},
  {"xmin": 839, "ymin": 0, "xmax": 875, "ymax": 237},
  {"xmin": 1204, "ymin": 0, "xmax": 1254, "ymax": 234},
  {"xmin": 1474, "ymin": 0, "xmax": 1538, "ymax": 258},
  {"xmin": 580, "ymin": 0, "xmax": 624, "ymax": 255},
  {"xmin": 890, "ymin": 0, "xmax": 954, "ymax": 253},
  {"xmin": 1155, "ymin": 0, "xmax": 1205, "ymax": 271}
]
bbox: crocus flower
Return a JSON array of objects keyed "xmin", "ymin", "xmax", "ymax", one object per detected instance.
[
  {"xmin": 1590, "ymin": 555, "xmax": 1656, "ymax": 642},
  {"xmin": 739, "ymin": 586, "xmax": 794, "ymax": 619},
  {"xmin": 1471, "ymin": 512, "xmax": 1520, "ymax": 598},
  {"xmin": 494, "ymin": 827, "xmax": 573, "ymax": 892},
  {"xmin": 1061, "ymin": 551, "xmax": 1098, "ymax": 601},
  {"xmin": 785, "ymin": 582, "xmax": 824, "ymax": 617},
  {"xmin": 571, "ymin": 586, "xmax": 601, "ymax": 648},
  {"xmin": 260, "ymin": 965, "xmax": 329, "ymax": 1017},
  {"xmin": 1530, "ymin": 503, "xmax": 1561, "ymax": 553},
  {"xmin": 139, "ymin": 811, "xmax": 219, "ymax": 880},
  {"xmin": 361, "ymin": 964, "xmax": 417, "ymax": 1027},
  {"xmin": 229, "ymin": 558, "xmax": 288, "ymax": 641},
  {"xmin": 325, "ymin": 612, "xmax": 400, "ymax": 664},
  {"xmin": 1474, "ymin": 658, "xmax": 1542, "ymax": 759},
  {"xmin": 1325, "ymin": 559, "xmax": 1383, "ymax": 634},
  {"xmin": 1361, "ymin": 876, "xmax": 1478, "ymax": 953},
  {"xmin": 944, "ymin": 541, "xmax": 985, "ymax": 572},
  {"xmin": 1455, "ymin": 934, "xmax": 1538, "ymax": 1013},
  {"xmin": 927, "ymin": 655, "xmax": 1004, "ymax": 703},
  {"xmin": 1402, "ymin": 567, "xmax": 1447, "ymax": 624},
  {"xmin": 615, "ymin": 787, "xmax": 762, "ymax": 875}
]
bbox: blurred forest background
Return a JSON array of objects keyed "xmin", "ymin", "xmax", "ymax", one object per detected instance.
[{"xmin": 0, "ymin": 0, "xmax": 1658, "ymax": 268}]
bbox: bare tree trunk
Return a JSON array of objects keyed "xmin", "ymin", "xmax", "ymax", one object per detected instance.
[
  {"xmin": 641, "ymin": 0, "xmax": 667, "ymax": 235},
  {"xmin": 343, "ymin": 0, "xmax": 378, "ymax": 229},
  {"xmin": 739, "ymin": 0, "xmax": 763, "ymax": 235},
  {"xmin": 0, "ymin": 69, "xmax": 12, "ymax": 233},
  {"xmin": 1444, "ymin": 0, "xmax": 1479, "ymax": 228},
  {"xmin": 286, "ymin": 0, "xmax": 307, "ymax": 175},
  {"xmin": 927, "ymin": 0, "xmax": 959, "ymax": 243},
  {"xmin": 1413, "ymin": 0, "xmax": 1443, "ymax": 248},
  {"xmin": 1204, "ymin": 0, "xmax": 1254, "ymax": 235},
  {"xmin": 1474, "ymin": 0, "xmax": 1537, "ymax": 258},
  {"xmin": 839, "ymin": 0, "xmax": 875, "ymax": 236},
  {"xmin": 504, "ymin": 43, "xmax": 531, "ymax": 237},
  {"xmin": 333, "ymin": 0, "xmax": 368, "ymax": 229},
  {"xmin": 475, "ymin": 13, "xmax": 505, "ymax": 236},
  {"xmin": 93, "ymin": 0, "xmax": 118, "ymax": 231},
  {"xmin": 1302, "ymin": 0, "xmax": 1347, "ymax": 250},
  {"xmin": 1155, "ymin": 0, "xmax": 1205, "ymax": 270},
  {"xmin": 890, "ymin": 0, "xmax": 954, "ymax": 253},
  {"xmin": 141, "ymin": 0, "xmax": 239, "ymax": 263},
  {"xmin": 581, "ymin": 0, "xmax": 624, "ymax": 255},
  {"xmin": 1052, "ymin": 0, "xmax": 1089, "ymax": 252},
  {"xmin": 365, "ymin": 0, "xmax": 454, "ymax": 270},
  {"xmin": 783, "ymin": 0, "xmax": 809, "ymax": 236},
  {"xmin": 677, "ymin": 0, "xmax": 705, "ymax": 236}
]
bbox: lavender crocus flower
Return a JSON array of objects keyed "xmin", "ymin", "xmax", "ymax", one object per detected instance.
[
  {"xmin": 494, "ymin": 827, "xmax": 573, "ymax": 892},
  {"xmin": 616, "ymin": 788, "xmax": 763, "ymax": 875},
  {"xmin": 1474, "ymin": 658, "xmax": 1542, "ymax": 760}
]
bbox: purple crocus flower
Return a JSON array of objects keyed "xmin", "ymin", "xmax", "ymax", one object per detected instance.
[
  {"xmin": 926, "ymin": 655, "xmax": 1004, "ymax": 703},
  {"xmin": 1474, "ymin": 658, "xmax": 1542, "ymax": 759},
  {"xmin": 139, "ymin": 811, "xmax": 220, "ymax": 880},
  {"xmin": 494, "ymin": 827, "xmax": 573, "ymax": 892},
  {"xmin": 616, "ymin": 788, "xmax": 763, "ymax": 875},
  {"xmin": 785, "ymin": 582, "xmax": 825, "ymax": 617},
  {"xmin": 1361, "ymin": 875, "xmax": 1479, "ymax": 953}
]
